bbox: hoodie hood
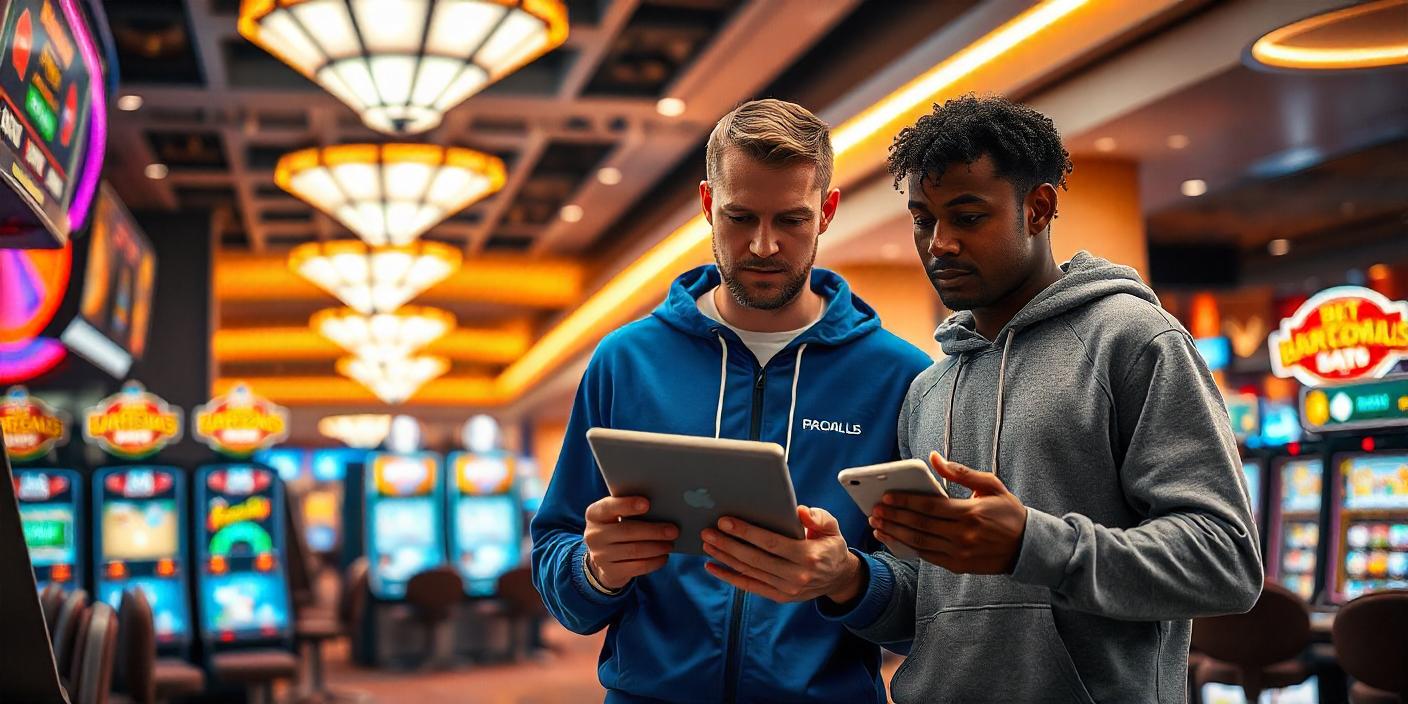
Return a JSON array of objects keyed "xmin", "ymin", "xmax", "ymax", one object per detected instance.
[
  {"xmin": 936, "ymin": 251, "xmax": 1159, "ymax": 356},
  {"xmin": 653, "ymin": 264, "xmax": 882, "ymax": 347}
]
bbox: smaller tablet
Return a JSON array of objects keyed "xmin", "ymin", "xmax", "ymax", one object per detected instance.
[{"xmin": 586, "ymin": 428, "xmax": 803, "ymax": 555}]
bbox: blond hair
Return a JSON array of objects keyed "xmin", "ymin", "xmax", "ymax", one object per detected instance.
[{"xmin": 705, "ymin": 99, "xmax": 833, "ymax": 192}]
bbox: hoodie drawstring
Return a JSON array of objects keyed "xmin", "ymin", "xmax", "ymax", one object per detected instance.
[
  {"xmin": 714, "ymin": 334, "xmax": 729, "ymax": 439},
  {"xmin": 784, "ymin": 344, "xmax": 807, "ymax": 463},
  {"xmin": 712, "ymin": 334, "xmax": 807, "ymax": 460},
  {"xmin": 942, "ymin": 330, "xmax": 1017, "ymax": 484}
]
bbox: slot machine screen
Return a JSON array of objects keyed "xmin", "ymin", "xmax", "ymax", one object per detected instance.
[
  {"xmin": 101, "ymin": 499, "xmax": 178, "ymax": 560},
  {"xmin": 198, "ymin": 465, "xmax": 292, "ymax": 642},
  {"xmin": 454, "ymin": 496, "xmax": 519, "ymax": 596},
  {"xmin": 14, "ymin": 468, "xmax": 80, "ymax": 587},
  {"xmin": 1271, "ymin": 457, "xmax": 1323, "ymax": 600},
  {"xmin": 20, "ymin": 504, "xmax": 73, "ymax": 564},
  {"xmin": 370, "ymin": 497, "xmax": 440, "ymax": 590},
  {"xmin": 1241, "ymin": 460, "xmax": 1263, "ymax": 525},
  {"xmin": 366, "ymin": 452, "xmax": 444, "ymax": 599},
  {"xmin": 93, "ymin": 467, "xmax": 189, "ymax": 648},
  {"xmin": 1335, "ymin": 453, "xmax": 1408, "ymax": 601}
]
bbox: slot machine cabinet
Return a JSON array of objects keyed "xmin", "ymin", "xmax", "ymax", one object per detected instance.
[
  {"xmin": 15, "ymin": 467, "xmax": 82, "ymax": 592},
  {"xmin": 1327, "ymin": 451, "xmax": 1408, "ymax": 603},
  {"xmin": 1267, "ymin": 454, "xmax": 1326, "ymax": 602}
]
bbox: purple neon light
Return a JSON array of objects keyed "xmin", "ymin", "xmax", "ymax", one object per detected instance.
[
  {"xmin": 0, "ymin": 337, "xmax": 66, "ymax": 383},
  {"xmin": 60, "ymin": 0, "xmax": 106, "ymax": 232}
]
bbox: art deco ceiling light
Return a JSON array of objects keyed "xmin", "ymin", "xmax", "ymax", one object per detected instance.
[
  {"xmin": 311, "ymin": 305, "xmax": 455, "ymax": 363},
  {"xmin": 318, "ymin": 413, "xmax": 392, "ymax": 447},
  {"xmin": 289, "ymin": 240, "xmax": 461, "ymax": 314},
  {"xmin": 275, "ymin": 144, "xmax": 505, "ymax": 246},
  {"xmin": 238, "ymin": 0, "xmax": 569, "ymax": 135},
  {"xmin": 337, "ymin": 354, "xmax": 450, "ymax": 404}
]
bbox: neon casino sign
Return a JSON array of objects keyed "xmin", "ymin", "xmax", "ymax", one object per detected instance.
[
  {"xmin": 1270, "ymin": 287, "xmax": 1408, "ymax": 387},
  {"xmin": 1, "ymin": 385, "xmax": 67, "ymax": 461},
  {"xmin": 193, "ymin": 383, "xmax": 289, "ymax": 458},
  {"xmin": 83, "ymin": 381, "xmax": 182, "ymax": 460}
]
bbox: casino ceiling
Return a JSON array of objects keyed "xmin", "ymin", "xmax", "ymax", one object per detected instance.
[{"xmin": 100, "ymin": 0, "xmax": 985, "ymax": 420}]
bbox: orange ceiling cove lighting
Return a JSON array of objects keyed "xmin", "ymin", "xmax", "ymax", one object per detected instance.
[
  {"xmin": 275, "ymin": 144, "xmax": 506, "ymax": 246},
  {"xmin": 1250, "ymin": 0, "xmax": 1408, "ymax": 71},
  {"xmin": 312, "ymin": 306, "xmax": 456, "ymax": 364},
  {"xmin": 239, "ymin": 0, "xmax": 568, "ymax": 135}
]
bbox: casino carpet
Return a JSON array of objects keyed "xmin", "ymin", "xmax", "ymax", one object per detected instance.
[{"xmin": 310, "ymin": 624, "xmax": 904, "ymax": 703}]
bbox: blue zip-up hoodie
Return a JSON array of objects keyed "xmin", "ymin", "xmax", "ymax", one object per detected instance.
[{"xmin": 531, "ymin": 265, "xmax": 932, "ymax": 703}]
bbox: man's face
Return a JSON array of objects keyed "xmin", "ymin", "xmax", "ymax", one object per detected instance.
[
  {"xmin": 907, "ymin": 156, "xmax": 1040, "ymax": 311},
  {"xmin": 701, "ymin": 148, "xmax": 839, "ymax": 310}
]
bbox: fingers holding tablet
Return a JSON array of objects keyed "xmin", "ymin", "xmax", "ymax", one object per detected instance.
[{"xmin": 584, "ymin": 494, "xmax": 679, "ymax": 591}]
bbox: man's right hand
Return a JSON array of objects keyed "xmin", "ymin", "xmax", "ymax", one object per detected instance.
[{"xmin": 583, "ymin": 495, "xmax": 678, "ymax": 591}]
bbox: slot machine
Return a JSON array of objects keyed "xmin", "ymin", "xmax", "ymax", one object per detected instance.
[
  {"xmin": 1327, "ymin": 450, "xmax": 1408, "ymax": 602},
  {"xmin": 82, "ymin": 381, "xmax": 194, "ymax": 652},
  {"xmin": 364, "ymin": 450, "xmax": 446, "ymax": 599},
  {"xmin": 93, "ymin": 465, "xmax": 192, "ymax": 652},
  {"xmin": 4, "ymin": 386, "xmax": 81, "ymax": 592},
  {"xmin": 306, "ymin": 447, "xmax": 362, "ymax": 560},
  {"xmin": 1267, "ymin": 452, "xmax": 1326, "ymax": 601},
  {"xmin": 194, "ymin": 463, "xmax": 294, "ymax": 647},
  {"xmin": 446, "ymin": 451, "xmax": 521, "ymax": 597}
]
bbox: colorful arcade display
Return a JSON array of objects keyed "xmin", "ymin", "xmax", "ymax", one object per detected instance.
[
  {"xmin": 1328, "ymin": 450, "xmax": 1408, "ymax": 601},
  {"xmin": 93, "ymin": 465, "xmax": 190, "ymax": 649},
  {"xmin": 195, "ymin": 463, "xmax": 293, "ymax": 645},
  {"xmin": 84, "ymin": 379, "xmax": 191, "ymax": 649},
  {"xmin": 1267, "ymin": 454, "xmax": 1325, "ymax": 601},
  {"xmin": 4, "ymin": 386, "xmax": 80, "ymax": 592},
  {"xmin": 365, "ymin": 451, "xmax": 445, "ymax": 599},
  {"xmin": 447, "ymin": 451, "xmax": 521, "ymax": 597}
]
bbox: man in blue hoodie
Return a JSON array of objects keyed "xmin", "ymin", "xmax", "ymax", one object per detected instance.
[
  {"xmin": 815, "ymin": 95, "xmax": 1263, "ymax": 703},
  {"xmin": 530, "ymin": 98, "xmax": 933, "ymax": 703}
]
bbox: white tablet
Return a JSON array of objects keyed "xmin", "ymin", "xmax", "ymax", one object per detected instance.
[{"xmin": 586, "ymin": 428, "xmax": 803, "ymax": 555}]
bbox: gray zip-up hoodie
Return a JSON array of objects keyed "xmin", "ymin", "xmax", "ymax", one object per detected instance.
[{"xmin": 823, "ymin": 251, "xmax": 1263, "ymax": 703}]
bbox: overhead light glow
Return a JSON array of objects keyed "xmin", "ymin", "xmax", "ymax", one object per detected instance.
[
  {"xmin": 1181, "ymin": 179, "xmax": 1208, "ymax": 197},
  {"xmin": 289, "ymin": 240, "xmax": 462, "ymax": 314},
  {"xmin": 337, "ymin": 354, "xmax": 450, "ymax": 405},
  {"xmin": 597, "ymin": 167, "xmax": 623, "ymax": 185},
  {"xmin": 1166, "ymin": 134, "xmax": 1190, "ymax": 150},
  {"xmin": 145, "ymin": 164, "xmax": 169, "ymax": 180},
  {"xmin": 656, "ymin": 97, "xmax": 686, "ymax": 117},
  {"xmin": 559, "ymin": 204, "xmax": 584, "ymax": 223},
  {"xmin": 1093, "ymin": 137, "xmax": 1116, "ymax": 153},
  {"xmin": 117, "ymin": 94, "xmax": 143, "ymax": 111},
  {"xmin": 1250, "ymin": 0, "xmax": 1408, "ymax": 71},
  {"xmin": 1268, "ymin": 239, "xmax": 1291, "ymax": 256},
  {"xmin": 275, "ymin": 144, "xmax": 505, "ymax": 247},
  {"xmin": 238, "ymin": 0, "xmax": 569, "ymax": 135},
  {"xmin": 311, "ymin": 306, "xmax": 456, "ymax": 363}
]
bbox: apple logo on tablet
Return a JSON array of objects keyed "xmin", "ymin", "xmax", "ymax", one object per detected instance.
[{"xmin": 683, "ymin": 488, "xmax": 716, "ymax": 510}]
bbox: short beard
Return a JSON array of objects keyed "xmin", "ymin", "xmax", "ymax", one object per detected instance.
[{"xmin": 713, "ymin": 237, "xmax": 815, "ymax": 311}]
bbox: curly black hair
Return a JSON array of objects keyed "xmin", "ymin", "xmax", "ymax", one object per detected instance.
[{"xmin": 888, "ymin": 94, "xmax": 1072, "ymax": 203}]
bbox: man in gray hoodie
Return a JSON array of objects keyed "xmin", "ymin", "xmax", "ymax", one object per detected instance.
[{"xmin": 815, "ymin": 95, "xmax": 1264, "ymax": 703}]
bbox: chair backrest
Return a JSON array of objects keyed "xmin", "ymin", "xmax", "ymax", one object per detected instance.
[
  {"xmin": 497, "ymin": 566, "xmax": 547, "ymax": 618},
  {"xmin": 71, "ymin": 602, "xmax": 119, "ymax": 704},
  {"xmin": 40, "ymin": 584, "xmax": 66, "ymax": 632},
  {"xmin": 283, "ymin": 485, "xmax": 317, "ymax": 611},
  {"xmin": 1192, "ymin": 582, "xmax": 1311, "ymax": 668},
  {"xmin": 404, "ymin": 566, "xmax": 463, "ymax": 623},
  {"xmin": 1332, "ymin": 589, "xmax": 1408, "ymax": 697},
  {"xmin": 340, "ymin": 557, "xmax": 369, "ymax": 629},
  {"xmin": 115, "ymin": 589, "xmax": 157, "ymax": 704},
  {"xmin": 53, "ymin": 589, "xmax": 90, "ymax": 677}
]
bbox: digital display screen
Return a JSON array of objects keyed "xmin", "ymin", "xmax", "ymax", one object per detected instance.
[
  {"xmin": 302, "ymin": 488, "xmax": 339, "ymax": 553},
  {"xmin": 199, "ymin": 572, "xmax": 290, "ymax": 639},
  {"xmin": 370, "ymin": 496, "xmax": 441, "ymax": 597},
  {"xmin": 97, "ymin": 576, "xmax": 189, "ymax": 643},
  {"xmin": 1242, "ymin": 460, "xmax": 1262, "ymax": 522},
  {"xmin": 101, "ymin": 499, "xmax": 179, "ymax": 561},
  {"xmin": 1280, "ymin": 459, "xmax": 1323, "ymax": 514},
  {"xmin": 454, "ymin": 495, "xmax": 519, "ymax": 596},
  {"xmin": 60, "ymin": 185, "xmax": 154, "ymax": 376},
  {"xmin": 1341, "ymin": 454, "xmax": 1408, "ymax": 510},
  {"xmin": 0, "ymin": 0, "xmax": 93, "ymax": 239},
  {"xmin": 20, "ymin": 503, "xmax": 72, "ymax": 564},
  {"xmin": 312, "ymin": 448, "xmax": 363, "ymax": 482},
  {"xmin": 255, "ymin": 448, "xmax": 305, "ymax": 483},
  {"xmin": 1341, "ymin": 519, "xmax": 1408, "ymax": 600}
]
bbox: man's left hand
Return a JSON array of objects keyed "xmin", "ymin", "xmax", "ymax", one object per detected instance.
[
  {"xmin": 701, "ymin": 506, "xmax": 863, "ymax": 604},
  {"xmin": 871, "ymin": 451, "xmax": 1028, "ymax": 575}
]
